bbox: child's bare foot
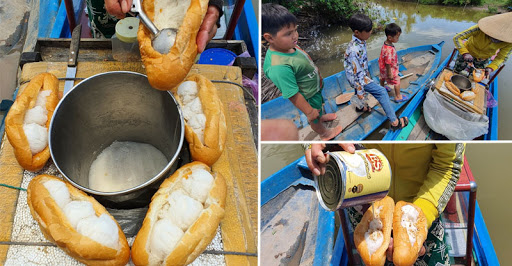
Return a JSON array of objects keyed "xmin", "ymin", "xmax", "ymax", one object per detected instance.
[
  {"xmin": 319, "ymin": 125, "xmax": 343, "ymax": 141},
  {"xmin": 320, "ymin": 113, "xmax": 337, "ymax": 122},
  {"xmin": 393, "ymin": 94, "xmax": 409, "ymax": 103}
]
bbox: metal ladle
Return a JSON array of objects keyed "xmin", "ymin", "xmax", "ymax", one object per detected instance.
[{"xmin": 130, "ymin": 0, "xmax": 176, "ymax": 54}]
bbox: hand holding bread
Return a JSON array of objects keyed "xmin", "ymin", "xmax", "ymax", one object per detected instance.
[
  {"xmin": 138, "ymin": 0, "xmax": 209, "ymax": 91},
  {"xmin": 5, "ymin": 73, "xmax": 59, "ymax": 171},
  {"xmin": 175, "ymin": 74, "xmax": 227, "ymax": 166},
  {"xmin": 392, "ymin": 201, "xmax": 428, "ymax": 266},
  {"xmin": 354, "ymin": 199, "xmax": 428, "ymax": 266},
  {"xmin": 27, "ymin": 175, "xmax": 130, "ymax": 265},
  {"xmin": 354, "ymin": 196, "xmax": 394, "ymax": 266},
  {"xmin": 131, "ymin": 161, "xmax": 227, "ymax": 265}
]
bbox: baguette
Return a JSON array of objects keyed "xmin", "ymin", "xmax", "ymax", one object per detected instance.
[
  {"xmin": 460, "ymin": 90, "xmax": 476, "ymax": 101},
  {"xmin": 354, "ymin": 196, "xmax": 394, "ymax": 266},
  {"xmin": 174, "ymin": 74, "xmax": 227, "ymax": 166},
  {"xmin": 131, "ymin": 161, "xmax": 227, "ymax": 265},
  {"xmin": 443, "ymin": 72, "xmax": 453, "ymax": 82},
  {"xmin": 392, "ymin": 201, "xmax": 428, "ymax": 266},
  {"xmin": 445, "ymin": 81, "xmax": 460, "ymax": 96},
  {"xmin": 138, "ymin": 0, "xmax": 209, "ymax": 91},
  {"xmin": 5, "ymin": 73, "xmax": 59, "ymax": 171},
  {"xmin": 473, "ymin": 69, "xmax": 484, "ymax": 82},
  {"xmin": 26, "ymin": 174, "xmax": 130, "ymax": 265}
]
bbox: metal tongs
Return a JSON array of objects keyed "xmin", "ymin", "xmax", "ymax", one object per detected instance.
[{"xmin": 129, "ymin": 0, "xmax": 176, "ymax": 54}]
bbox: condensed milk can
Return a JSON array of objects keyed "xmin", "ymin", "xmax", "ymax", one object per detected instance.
[{"xmin": 314, "ymin": 149, "xmax": 392, "ymax": 211}]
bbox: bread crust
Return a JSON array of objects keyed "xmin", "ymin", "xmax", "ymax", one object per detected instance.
[
  {"xmin": 5, "ymin": 73, "xmax": 59, "ymax": 171},
  {"xmin": 354, "ymin": 196, "xmax": 394, "ymax": 266},
  {"xmin": 131, "ymin": 161, "xmax": 227, "ymax": 266},
  {"xmin": 26, "ymin": 175, "xmax": 130, "ymax": 265},
  {"xmin": 175, "ymin": 74, "xmax": 227, "ymax": 166},
  {"xmin": 392, "ymin": 201, "xmax": 428, "ymax": 266},
  {"xmin": 445, "ymin": 81, "xmax": 461, "ymax": 96},
  {"xmin": 138, "ymin": 0, "xmax": 209, "ymax": 91},
  {"xmin": 461, "ymin": 90, "xmax": 476, "ymax": 101}
]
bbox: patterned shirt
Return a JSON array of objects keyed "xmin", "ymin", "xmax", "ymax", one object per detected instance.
[
  {"xmin": 378, "ymin": 43, "xmax": 399, "ymax": 80},
  {"xmin": 343, "ymin": 35, "xmax": 374, "ymax": 95}
]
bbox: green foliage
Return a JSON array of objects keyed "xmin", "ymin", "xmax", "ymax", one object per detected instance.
[
  {"xmin": 313, "ymin": 0, "xmax": 359, "ymax": 23},
  {"xmin": 487, "ymin": 5, "xmax": 498, "ymax": 12},
  {"xmin": 261, "ymin": 0, "xmax": 359, "ymax": 23}
]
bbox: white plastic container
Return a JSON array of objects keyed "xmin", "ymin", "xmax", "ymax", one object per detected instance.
[{"xmin": 112, "ymin": 17, "xmax": 141, "ymax": 61}]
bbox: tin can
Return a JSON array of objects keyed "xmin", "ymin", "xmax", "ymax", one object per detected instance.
[{"xmin": 314, "ymin": 149, "xmax": 392, "ymax": 211}]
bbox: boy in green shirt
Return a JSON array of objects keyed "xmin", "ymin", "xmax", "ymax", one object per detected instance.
[{"xmin": 262, "ymin": 3, "xmax": 342, "ymax": 140}]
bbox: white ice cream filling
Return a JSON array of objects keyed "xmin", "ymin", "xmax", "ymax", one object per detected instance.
[
  {"xmin": 364, "ymin": 219, "xmax": 384, "ymax": 255},
  {"xmin": 23, "ymin": 123, "xmax": 48, "ymax": 154},
  {"xmin": 177, "ymin": 81, "xmax": 206, "ymax": 144},
  {"xmin": 149, "ymin": 167, "xmax": 215, "ymax": 261},
  {"xmin": 401, "ymin": 205, "xmax": 419, "ymax": 246},
  {"xmin": 43, "ymin": 180, "xmax": 120, "ymax": 250}
]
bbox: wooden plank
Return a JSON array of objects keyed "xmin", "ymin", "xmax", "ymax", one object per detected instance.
[
  {"xmin": 298, "ymin": 95, "xmax": 379, "ymax": 141},
  {"xmin": 408, "ymin": 115, "xmax": 430, "ymax": 140},
  {"xmin": 0, "ymin": 134, "xmax": 25, "ymax": 266},
  {"xmin": 3, "ymin": 62, "xmax": 257, "ymax": 265}
]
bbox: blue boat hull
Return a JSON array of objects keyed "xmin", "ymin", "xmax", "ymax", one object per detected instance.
[
  {"xmin": 262, "ymin": 42, "xmax": 445, "ymax": 140},
  {"xmin": 383, "ymin": 49, "xmax": 498, "ymax": 140},
  {"xmin": 261, "ymin": 157, "xmax": 498, "ymax": 265}
]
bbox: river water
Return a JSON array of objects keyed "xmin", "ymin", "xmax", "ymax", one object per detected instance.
[
  {"xmin": 261, "ymin": 143, "xmax": 511, "ymax": 263},
  {"xmin": 301, "ymin": 0, "xmax": 512, "ymax": 139}
]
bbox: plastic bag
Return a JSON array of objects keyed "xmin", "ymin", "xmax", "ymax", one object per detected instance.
[
  {"xmin": 423, "ymin": 89, "xmax": 488, "ymax": 140},
  {"xmin": 243, "ymin": 73, "xmax": 259, "ymax": 103}
]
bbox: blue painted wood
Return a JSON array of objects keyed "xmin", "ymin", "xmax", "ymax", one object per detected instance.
[
  {"xmin": 49, "ymin": 0, "xmax": 86, "ymax": 38},
  {"xmin": 313, "ymin": 204, "xmax": 335, "ymax": 266},
  {"xmin": 485, "ymin": 79, "xmax": 498, "ymax": 140},
  {"xmin": 383, "ymin": 49, "xmax": 451, "ymax": 140},
  {"xmin": 463, "ymin": 193, "xmax": 499, "ymax": 265},
  {"xmin": 38, "ymin": 0, "xmax": 60, "ymax": 38},
  {"xmin": 233, "ymin": 0, "xmax": 259, "ymax": 59},
  {"xmin": 261, "ymin": 42, "xmax": 445, "ymax": 140},
  {"xmin": 261, "ymin": 156, "xmax": 336, "ymax": 264}
]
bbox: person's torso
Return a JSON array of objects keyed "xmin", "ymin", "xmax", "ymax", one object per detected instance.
[
  {"xmin": 344, "ymin": 38, "xmax": 372, "ymax": 87},
  {"xmin": 264, "ymin": 46, "xmax": 322, "ymax": 99},
  {"xmin": 466, "ymin": 30, "xmax": 511, "ymax": 59},
  {"xmin": 365, "ymin": 144, "xmax": 433, "ymax": 202},
  {"xmin": 378, "ymin": 43, "xmax": 399, "ymax": 77}
]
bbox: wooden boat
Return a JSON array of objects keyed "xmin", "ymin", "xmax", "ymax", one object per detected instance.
[
  {"xmin": 261, "ymin": 42, "xmax": 445, "ymax": 140},
  {"xmin": 383, "ymin": 50, "xmax": 500, "ymax": 140},
  {"xmin": 261, "ymin": 155, "xmax": 499, "ymax": 265}
]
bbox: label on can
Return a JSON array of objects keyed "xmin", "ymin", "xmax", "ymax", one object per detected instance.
[{"xmin": 315, "ymin": 149, "xmax": 392, "ymax": 211}]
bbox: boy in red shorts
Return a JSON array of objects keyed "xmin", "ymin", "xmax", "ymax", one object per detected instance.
[{"xmin": 379, "ymin": 23, "xmax": 408, "ymax": 102}]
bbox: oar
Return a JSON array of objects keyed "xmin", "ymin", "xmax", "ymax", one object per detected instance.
[{"xmin": 335, "ymin": 92, "xmax": 354, "ymax": 105}]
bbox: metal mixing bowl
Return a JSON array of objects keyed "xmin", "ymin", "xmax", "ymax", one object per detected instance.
[
  {"xmin": 451, "ymin": 74, "xmax": 472, "ymax": 91},
  {"xmin": 49, "ymin": 71, "xmax": 184, "ymax": 208}
]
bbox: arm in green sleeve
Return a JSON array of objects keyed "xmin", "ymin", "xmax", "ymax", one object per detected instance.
[
  {"xmin": 487, "ymin": 44, "xmax": 512, "ymax": 71},
  {"xmin": 413, "ymin": 143, "xmax": 465, "ymax": 228},
  {"xmin": 453, "ymin": 25, "xmax": 480, "ymax": 56}
]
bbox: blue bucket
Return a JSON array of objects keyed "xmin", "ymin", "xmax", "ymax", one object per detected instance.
[{"xmin": 198, "ymin": 48, "xmax": 237, "ymax": 65}]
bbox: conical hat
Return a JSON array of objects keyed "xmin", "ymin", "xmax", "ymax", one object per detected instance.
[{"xmin": 478, "ymin": 12, "xmax": 512, "ymax": 43}]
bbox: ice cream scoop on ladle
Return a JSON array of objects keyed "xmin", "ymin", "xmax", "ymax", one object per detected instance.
[{"xmin": 130, "ymin": 0, "xmax": 176, "ymax": 54}]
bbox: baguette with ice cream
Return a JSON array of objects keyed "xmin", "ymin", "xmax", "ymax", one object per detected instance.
[
  {"xmin": 354, "ymin": 196, "xmax": 394, "ymax": 266},
  {"xmin": 5, "ymin": 73, "xmax": 59, "ymax": 171},
  {"xmin": 26, "ymin": 174, "xmax": 130, "ymax": 265},
  {"xmin": 138, "ymin": 0, "xmax": 209, "ymax": 91},
  {"xmin": 131, "ymin": 161, "xmax": 227, "ymax": 265},
  {"xmin": 392, "ymin": 201, "xmax": 428, "ymax": 266},
  {"xmin": 175, "ymin": 74, "xmax": 227, "ymax": 166}
]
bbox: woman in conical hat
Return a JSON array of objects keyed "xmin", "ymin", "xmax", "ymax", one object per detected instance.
[{"xmin": 453, "ymin": 12, "xmax": 512, "ymax": 77}]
